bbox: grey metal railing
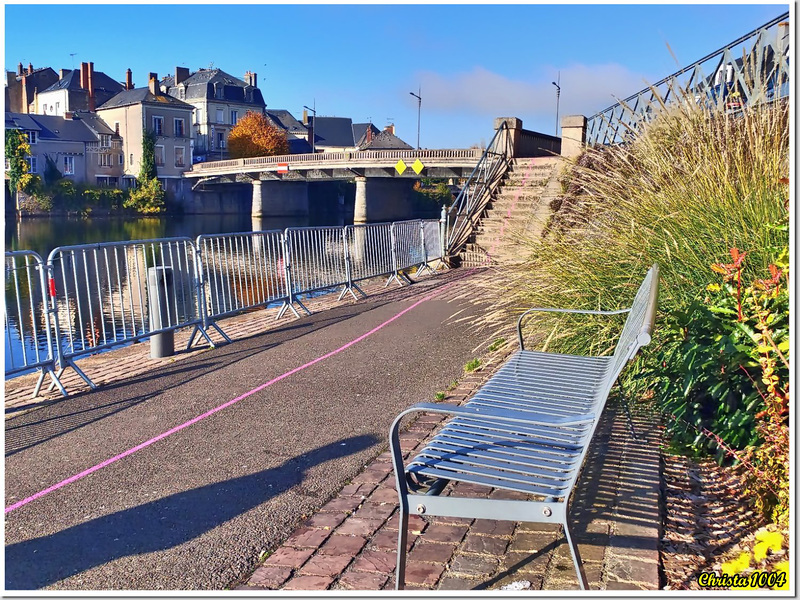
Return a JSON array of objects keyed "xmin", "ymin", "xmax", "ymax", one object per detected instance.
[
  {"xmin": 587, "ymin": 13, "xmax": 790, "ymax": 146},
  {"xmin": 7, "ymin": 219, "xmax": 443, "ymax": 398},
  {"xmin": 4, "ymin": 251, "xmax": 66, "ymax": 397},
  {"xmin": 444, "ymin": 121, "xmax": 513, "ymax": 257}
]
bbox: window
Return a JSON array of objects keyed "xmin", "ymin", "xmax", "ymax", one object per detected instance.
[
  {"xmin": 230, "ymin": 110, "xmax": 238, "ymax": 126},
  {"xmin": 130, "ymin": 153, "xmax": 134, "ymax": 165},
  {"xmin": 97, "ymin": 176, "xmax": 118, "ymax": 187},
  {"xmin": 27, "ymin": 131, "xmax": 37, "ymax": 144},
  {"xmin": 217, "ymin": 131, "xmax": 225, "ymax": 149},
  {"xmin": 25, "ymin": 156, "xmax": 37, "ymax": 173},
  {"xmin": 216, "ymin": 108, "xmax": 224, "ymax": 124},
  {"xmin": 100, "ymin": 134, "xmax": 111, "ymax": 148},
  {"xmin": 174, "ymin": 147, "xmax": 185, "ymax": 167},
  {"xmin": 195, "ymin": 108, "xmax": 202, "ymax": 125},
  {"xmin": 174, "ymin": 118, "xmax": 185, "ymax": 138},
  {"xmin": 178, "ymin": 86, "xmax": 185, "ymax": 100},
  {"xmin": 119, "ymin": 153, "xmax": 124, "ymax": 166},
  {"xmin": 55, "ymin": 102, "xmax": 60, "ymax": 113},
  {"xmin": 99, "ymin": 153, "xmax": 113, "ymax": 167},
  {"xmin": 155, "ymin": 145, "xmax": 165, "ymax": 167},
  {"xmin": 153, "ymin": 116, "xmax": 164, "ymax": 136},
  {"xmin": 63, "ymin": 156, "xmax": 75, "ymax": 175}
]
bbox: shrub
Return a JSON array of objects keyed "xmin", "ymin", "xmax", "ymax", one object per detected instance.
[{"xmin": 124, "ymin": 177, "xmax": 165, "ymax": 214}]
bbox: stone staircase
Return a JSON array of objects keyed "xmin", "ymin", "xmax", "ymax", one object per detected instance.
[{"xmin": 459, "ymin": 157, "xmax": 561, "ymax": 267}]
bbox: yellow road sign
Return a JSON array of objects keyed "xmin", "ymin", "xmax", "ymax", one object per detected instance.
[
  {"xmin": 395, "ymin": 159, "xmax": 407, "ymax": 175},
  {"xmin": 412, "ymin": 158, "xmax": 425, "ymax": 175}
]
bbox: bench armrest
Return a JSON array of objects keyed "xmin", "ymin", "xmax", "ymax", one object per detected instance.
[{"xmin": 517, "ymin": 307, "xmax": 630, "ymax": 351}]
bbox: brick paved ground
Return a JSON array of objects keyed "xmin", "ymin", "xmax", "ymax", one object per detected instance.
[{"xmin": 236, "ymin": 342, "xmax": 663, "ymax": 592}]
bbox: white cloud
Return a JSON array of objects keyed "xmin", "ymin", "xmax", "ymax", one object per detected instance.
[{"xmin": 416, "ymin": 63, "xmax": 651, "ymax": 118}]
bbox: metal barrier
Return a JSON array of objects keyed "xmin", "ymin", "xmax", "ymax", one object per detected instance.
[
  {"xmin": 343, "ymin": 222, "xmax": 393, "ymax": 298},
  {"xmin": 282, "ymin": 226, "xmax": 348, "ymax": 317},
  {"xmin": 388, "ymin": 220, "xmax": 424, "ymax": 286},
  {"xmin": 194, "ymin": 230, "xmax": 289, "ymax": 337},
  {"xmin": 46, "ymin": 238, "xmax": 208, "ymax": 390},
  {"xmin": 4, "ymin": 251, "xmax": 66, "ymax": 397},
  {"xmin": 419, "ymin": 218, "xmax": 446, "ymax": 276}
]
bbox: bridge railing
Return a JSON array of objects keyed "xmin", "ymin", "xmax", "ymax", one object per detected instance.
[
  {"xmin": 7, "ymin": 219, "xmax": 443, "ymax": 398},
  {"xmin": 190, "ymin": 148, "xmax": 483, "ymax": 174},
  {"xmin": 587, "ymin": 13, "xmax": 790, "ymax": 146},
  {"xmin": 444, "ymin": 121, "xmax": 513, "ymax": 257}
]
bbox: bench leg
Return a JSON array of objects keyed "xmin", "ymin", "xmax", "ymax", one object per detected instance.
[
  {"xmin": 563, "ymin": 520, "xmax": 588, "ymax": 590},
  {"xmin": 395, "ymin": 507, "xmax": 409, "ymax": 590}
]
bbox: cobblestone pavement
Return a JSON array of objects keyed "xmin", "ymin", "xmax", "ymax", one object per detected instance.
[{"xmin": 236, "ymin": 342, "xmax": 663, "ymax": 592}]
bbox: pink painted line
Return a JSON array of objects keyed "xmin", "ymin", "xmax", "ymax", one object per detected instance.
[{"xmin": 5, "ymin": 281, "xmax": 458, "ymax": 514}]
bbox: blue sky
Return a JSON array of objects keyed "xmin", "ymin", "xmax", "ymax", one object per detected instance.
[{"xmin": 4, "ymin": 3, "xmax": 788, "ymax": 148}]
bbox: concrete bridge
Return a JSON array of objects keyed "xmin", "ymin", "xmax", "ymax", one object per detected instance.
[{"xmin": 183, "ymin": 118, "xmax": 564, "ymax": 223}]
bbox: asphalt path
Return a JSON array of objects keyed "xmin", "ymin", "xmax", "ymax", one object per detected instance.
[{"xmin": 4, "ymin": 270, "xmax": 489, "ymax": 591}]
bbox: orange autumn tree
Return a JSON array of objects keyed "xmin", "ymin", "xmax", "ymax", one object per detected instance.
[{"xmin": 227, "ymin": 111, "xmax": 289, "ymax": 158}]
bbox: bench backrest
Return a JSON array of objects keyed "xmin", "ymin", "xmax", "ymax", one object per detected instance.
[{"xmin": 605, "ymin": 264, "xmax": 659, "ymax": 392}]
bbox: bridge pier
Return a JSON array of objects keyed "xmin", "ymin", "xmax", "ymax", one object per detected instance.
[
  {"xmin": 251, "ymin": 179, "xmax": 310, "ymax": 218},
  {"xmin": 353, "ymin": 177, "xmax": 414, "ymax": 225}
]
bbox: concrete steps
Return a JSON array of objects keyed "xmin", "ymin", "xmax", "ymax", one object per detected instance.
[{"xmin": 458, "ymin": 157, "xmax": 561, "ymax": 266}]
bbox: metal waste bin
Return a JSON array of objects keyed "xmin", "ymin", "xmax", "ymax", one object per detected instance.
[{"xmin": 147, "ymin": 266, "xmax": 175, "ymax": 358}]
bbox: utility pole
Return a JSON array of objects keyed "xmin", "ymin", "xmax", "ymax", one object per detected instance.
[
  {"xmin": 303, "ymin": 101, "xmax": 316, "ymax": 153},
  {"xmin": 409, "ymin": 87, "xmax": 421, "ymax": 149},
  {"xmin": 551, "ymin": 72, "xmax": 561, "ymax": 136}
]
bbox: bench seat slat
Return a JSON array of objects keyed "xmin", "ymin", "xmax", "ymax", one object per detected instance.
[
  {"xmin": 417, "ymin": 442, "xmax": 580, "ymax": 475},
  {"xmin": 448, "ymin": 418, "xmax": 589, "ymax": 446},
  {"xmin": 406, "ymin": 464, "xmax": 569, "ymax": 497},
  {"xmin": 409, "ymin": 454, "xmax": 571, "ymax": 489},
  {"xmin": 469, "ymin": 394, "xmax": 594, "ymax": 416},
  {"xmin": 483, "ymin": 373, "xmax": 606, "ymax": 398},
  {"xmin": 432, "ymin": 428, "xmax": 583, "ymax": 461}
]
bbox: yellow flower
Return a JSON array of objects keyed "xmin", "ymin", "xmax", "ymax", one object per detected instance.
[
  {"xmin": 721, "ymin": 552, "xmax": 751, "ymax": 575},
  {"xmin": 707, "ymin": 283, "xmax": 721, "ymax": 292},
  {"xmin": 754, "ymin": 529, "xmax": 783, "ymax": 553}
]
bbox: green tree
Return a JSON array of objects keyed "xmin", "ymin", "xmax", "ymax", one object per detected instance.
[
  {"xmin": 139, "ymin": 128, "xmax": 158, "ymax": 181},
  {"xmin": 5, "ymin": 129, "xmax": 30, "ymax": 192}
]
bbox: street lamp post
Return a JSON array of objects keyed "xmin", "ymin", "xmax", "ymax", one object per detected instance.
[
  {"xmin": 551, "ymin": 73, "xmax": 561, "ymax": 136},
  {"xmin": 303, "ymin": 103, "xmax": 316, "ymax": 153},
  {"xmin": 409, "ymin": 87, "xmax": 421, "ymax": 150}
]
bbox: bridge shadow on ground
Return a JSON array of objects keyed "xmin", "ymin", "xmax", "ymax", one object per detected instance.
[{"xmin": 5, "ymin": 434, "xmax": 377, "ymax": 590}]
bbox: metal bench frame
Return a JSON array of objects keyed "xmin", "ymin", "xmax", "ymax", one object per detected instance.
[{"xmin": 389, "ymin": 265, "xmax": 659, "ymax": 590}]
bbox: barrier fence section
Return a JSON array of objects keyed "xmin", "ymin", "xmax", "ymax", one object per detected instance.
[
  {"xmin": 282, "ymin": 226, "xmax": 348, "ymax": 317},
  {"xmin": 46, "ymin": 237, "xmax": 206, "ymax": 390},
  {"xmin": 389, "ymin": 220, "xmax": 424, "ymax": 286},
  {"xmin": 194, "ymin": 230, "xmax": 288, "ymax": 338},
  {"xmin": 343, "ymin": 222, "xmax": 394, "ymax": 297},
  {"xmin": 420, "ymin": 219, "xmax": 445, "ymax": 275},
  {"xmin": 4, "ymin": 251, "xmax": 65, "ymax": 397}
]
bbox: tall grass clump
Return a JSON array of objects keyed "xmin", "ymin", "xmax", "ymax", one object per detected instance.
[{"xmin": 511, "ymin": 94, "xmax": 789, "ymax": 358}]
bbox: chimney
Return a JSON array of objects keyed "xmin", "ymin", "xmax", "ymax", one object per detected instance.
[
  {"xmin": 244, "ymin": 71, "xmax": 257, "ymax": 88},
  {"xmin": 148, "ymin": 72, "xmax": 159, "ymax": 95},
  {"xmin": 21, "ymin": 75, "xmax": 28, "ymax": 113},
  {"xmin": 384, "ymin": 123, "xmax": 395, "ymax": 136},
  {"xmin": 302, "ymin": 109, "xmax": 308, "ymax": 125},
  {"xmin": 27, "ymin": 62, "xmax": 33, "ymax": 75},
  {"xmin": 175, "ymin": 66, "xmax": 190, "ymax": 86},
  {"xmin": 17, "ymin": 62, "xmax": 23, "ymax": 76},
  {"xmin": 64, "ymin": 111, "xmax": 74, "ymax": 120},
  {"xmin": 115, "ymin": 122, "xmax": 120, "ymax": 135},
  {"xmin": 59, "ymin": 69, "xmax": 69, "ymax": 80},
  {"xmin": 87, "ymin": 61, "xmax": 95, "ymax": 111},
  {"xmin": 125, "ymin": 68, "xmax": 133, "ymax": 90},
  {"xmin": 80, "ymin": 62, "xmax": 88, "ymax": 90},
  {"xmin": 366, "ymin": 126, "xmax": 373, "ymax": 143}
]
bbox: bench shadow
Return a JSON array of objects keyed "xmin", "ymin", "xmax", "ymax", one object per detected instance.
[{"xmin": 5, "ymin": 434, "xmax": 378, "ymax": 590}]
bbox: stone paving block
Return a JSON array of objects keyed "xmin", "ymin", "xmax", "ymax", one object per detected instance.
[
  {"xmin": 354, "ymin": 501, "xmax": 395, "ymax": 521},
  {"xmin": 608, "ymin": 533, "xmax": 659, "ymax": 556},
  {"xmin": 501, "ymin": 551, "xmax": 551, "ymax": 576},
  {"xmin": 404, "ymin": 561, "xmax": 446, "ymax": 587},
  {"xmin": 299, "ymin": 553, "xmax": 353, "ymax": 578},
  {"xmin": 430, "ymin": 515, "xmax": 472, "ymax": 527},
  {"xmin": 449, "ymin": 554, "xmax": 499, "ymax": 578},
  {"xmin": 606, "ymin": 580, "xmax": 649, "ymax": 590},
  {"xmin": 335, "ymin": 517, "xmax": 384, "ymax": 537},
  {"xmin": 517, "ymin": 521, "xmax": 562, "ymax": 534},
  {"xmin": 351, "ymin": 550, "xmax": 397, "ymax": 574},
  {"xmin": 384, "ymin": 513, "xmax": 427, "ymax": 533},
  {"xmin": 303, "ymin": 512, "xmax": 348, "ymax": 530},
  {"xmin": 470, "ymin": 519, "xmax": 516, "ymax": 537},
  {"xmin": 335, "ymin": 571, "xmax": 389, "ymax": 590},
  {"xmin": 318, "ymin": 534, "xmax": 368, "ymax": 556},
  {"xmin": 370, "ymin": 528, "xmax": 416, "ymax": 552},
  {"xmin": 247, "ymin": 565, "xmax": 293, "ymax": 589},
  {"xmin": 264, "ymin": 546, "xmax": 315, "ymax": 568},
  {"xmin": 605, "ymin": 555, "xmax": 659, "ymax": 586},
  {"xmin": 338, "ymin": 482, "xmax": 377, "ymax": 498},
  {"xmin": 319, "ymin": 496, "xmax": 362, "ymax": 514},
  {"xmin": 282, "ymin": 575, "xmax": 333, "ymax": 591},
  {"xmin": 417, "ymin": 522, "xmax": 469, "ymax": 544},
  {"xmin": 507, "ymin": 531, "xmax": 559, "ymax": 555},
  {"xmin": 462, "ymin": 533, "xmax": 509, "ymax": 556},
  {"xmin": 408, "ymin": 541, "xmax": 457, "ymax": 564},
  {"xmin": 284, "ymin": 526, "xmax": 331, "ymax": 549},
  {"xmin": 437, "ymin": 576, "xmax": 479, "ymax": 590},
  {"xmin": 368, "ymin": 486, "xmax": 399, "ymax": 504}
]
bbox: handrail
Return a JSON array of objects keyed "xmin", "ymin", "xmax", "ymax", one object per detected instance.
[{"xmin": 443, "ymin": 122, "xmax": 512, "ymax": 257}]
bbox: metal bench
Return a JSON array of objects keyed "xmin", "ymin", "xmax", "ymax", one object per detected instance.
[{"xmin": 389, "ymin": 265, "xmax": 659, "ymax": 590}]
